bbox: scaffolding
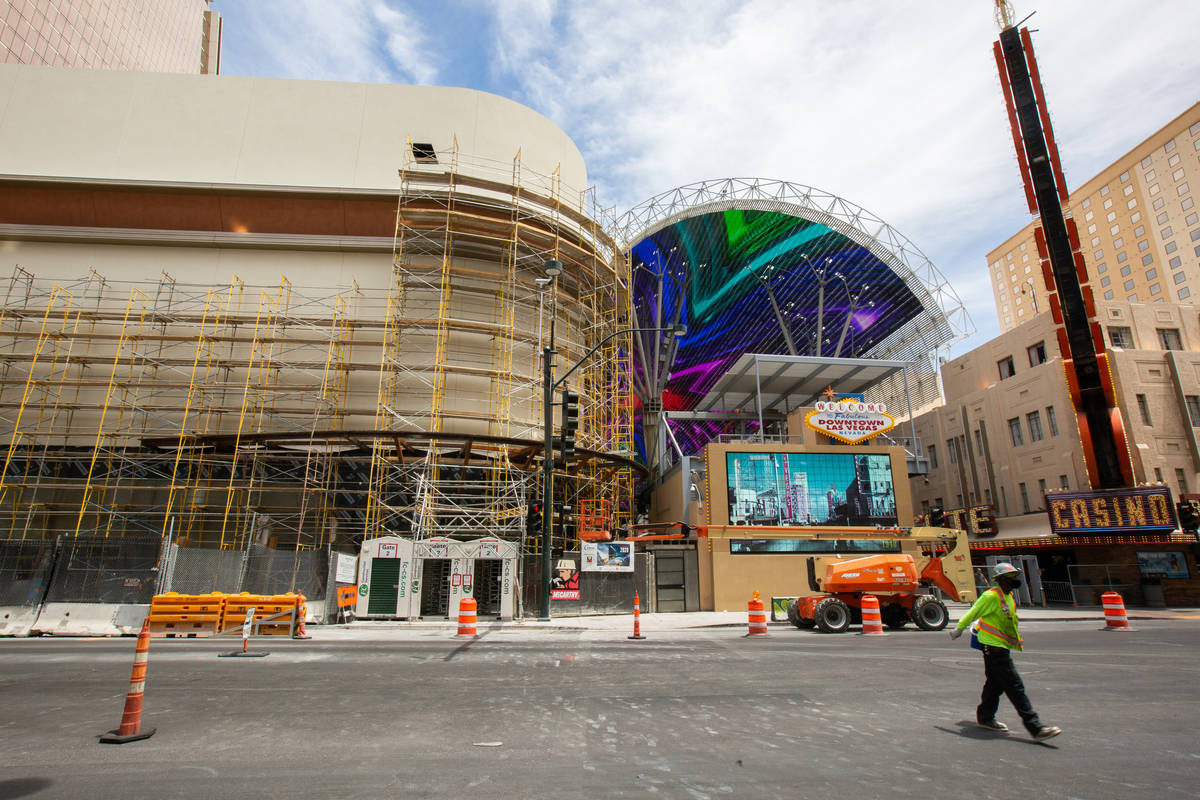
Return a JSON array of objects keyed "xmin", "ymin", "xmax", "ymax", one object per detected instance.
[{"xmin": 0, "ymin": 147, "xmax": 634, "ymax": 576}]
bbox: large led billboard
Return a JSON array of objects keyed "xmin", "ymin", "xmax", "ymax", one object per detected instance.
[{"xmin": 725, "ymin": 451, "xmax": 897, "ymax": 527}]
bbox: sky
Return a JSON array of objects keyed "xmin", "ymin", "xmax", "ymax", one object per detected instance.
[{"xmin": 211, "ymin": 0, "xmax": 1200, "ymax": 355}]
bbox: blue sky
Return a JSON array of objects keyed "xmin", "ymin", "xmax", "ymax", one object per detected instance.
[{"xmin": 211, "ymin": 0, "xmax": 1200, "ymax": 354}]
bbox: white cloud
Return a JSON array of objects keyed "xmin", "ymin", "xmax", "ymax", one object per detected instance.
[
  {"xmin": 215, "ymin": 0, "xmax": 439, "ymax": 85},
  {"xmin": 481, "ymin": 1, "xmax": 1200, "ymax": 351}
]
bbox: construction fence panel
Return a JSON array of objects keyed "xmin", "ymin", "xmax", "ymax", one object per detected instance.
[
  {"xmin": 0, "ymin": 539, "xmax": 56, "ymax": 607},
  {"xmin": 522, "ymin": 551, "xmax": 654, "ymax": 618},
  {"xmin": 166, "ymin": 545, "xmax": 247, "ymax": 595},
  {"xmin": 44, "ymin": 534, "xmax": 162, "ymax": 604},
  {"xmin": 241, "ymin": 544, "xmax": 328, "ymax": 601}
]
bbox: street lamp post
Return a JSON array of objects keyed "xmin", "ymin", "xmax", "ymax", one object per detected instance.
[{"xmin": 537, "ymin": 294, "xmax": 685, "ymax": 620}]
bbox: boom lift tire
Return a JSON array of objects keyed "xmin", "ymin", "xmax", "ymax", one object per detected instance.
[
  {"xmin": 911, "ymin": 596, "xmax": 949, "ymax": 631},
  {"xmin": 786, "ymin": 599, "xmax": 815, "ymax": 629},
  {"xmin": 881, "ymin": 603, "xmax": 908, "ymax": 630},
  {"xmin": 814, "ymin": 597, "xmax": 852, "ymax": 633}
]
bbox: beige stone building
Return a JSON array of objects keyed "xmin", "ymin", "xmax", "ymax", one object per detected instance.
[
  {"xmin": 1, "ymin": 0, "xmax": 219, "ymax": 74},
  {"xmin": 912, "ymin": 300, "xmax": 1200, "ymax": 521},
  {"xmin": 989, "ymin": 103, "xmax": 1200, "ymax": 331}
]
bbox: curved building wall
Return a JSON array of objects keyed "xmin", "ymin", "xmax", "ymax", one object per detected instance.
[{"xmin": 0, "ymin": 64, "xmax": 629, "ymax": 552}]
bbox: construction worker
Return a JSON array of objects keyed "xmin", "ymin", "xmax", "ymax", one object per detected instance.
[{"xmin": 949, "ymin": 562, "xmax": 1062, "ymax": 741}]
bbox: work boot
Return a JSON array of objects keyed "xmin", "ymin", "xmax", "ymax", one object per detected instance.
[
  {"xmin": 977, "ymin": 720, "xmax": 1009, "ymax": 732},
  {"xmin": 1033, "ymin": 726, "xmax": 1062, "ymax": 741}
]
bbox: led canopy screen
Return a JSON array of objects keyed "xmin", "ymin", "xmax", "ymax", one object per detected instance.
[
  {"xmin": 725, "ymin": 451, "xmax": 897, "ymax": 527},
  {"xmin": 632, "ymin": 208, "xmax": 927, "ymax": 456}
]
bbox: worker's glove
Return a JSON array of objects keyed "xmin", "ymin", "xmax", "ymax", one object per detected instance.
[{"xmin": 948, "ymin": 627, "xmax": 964, "ymax": 640}]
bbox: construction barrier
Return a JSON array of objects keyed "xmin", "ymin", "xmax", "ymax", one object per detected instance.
[
  {"xmin": 628, "ymin": 591, "xmax": 646, "ymax": 640},
  {"xmin": 456, "ymin": 597, "xmax": 477, "ymax": 638},
  {"xmin": 147, "ymin": 593, "xmax": 225, "ymax": 638},
  {"xmin": 147, "ymin": 592, "xmax": 306, "ymax": 638},
  {"xmin": 1101, "ymin": 591, "xmax": 1133, "ymax": 631},
  {"xmin": 746, "ymin": 590, "xmax": 768, "ymax": 636},
  {"xmin": 99, "ymin": 618, "xmax": 155, "ymax": 744},
  {"xmin": 860, "ymin": 595, "xmax": 884, "ymax": 635}
]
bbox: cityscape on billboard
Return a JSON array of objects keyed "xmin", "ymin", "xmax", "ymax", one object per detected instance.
[{"xmin": 725, "ymin": 452, "xmax": 897, "ymax": 527}]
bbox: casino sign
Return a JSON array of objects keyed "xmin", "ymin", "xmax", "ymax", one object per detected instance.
[
  {"xmin": 1046, "ymin": 485, "xmax": 1177, "ymax": 536},
  {"xmin": 805, "ymin": 399, "xmax": 897, "ymax": 445}
]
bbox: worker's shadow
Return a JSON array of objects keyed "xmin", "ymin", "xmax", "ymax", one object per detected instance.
[{"xmin": 936, "ymin": 721, "xmax": 1060, "ymax": 748}]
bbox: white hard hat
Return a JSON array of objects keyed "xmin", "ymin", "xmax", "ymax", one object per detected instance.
[
  {"xmin": 555, "ymin": 560, "xmax": 575, "ymax": 571},
  {"xmin": 990, "ymin": 562, "xmax": 1022, "ymax": 581}
]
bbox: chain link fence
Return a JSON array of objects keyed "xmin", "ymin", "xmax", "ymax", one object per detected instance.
[
  {"xmin": 45, "ymin": 534, "xmax": 162, "ymax": 604},
  {"xmin": 0, "ymin": 539, "xmax": 56, "ymax": 608},
  {"xmin": 521, "ymin": 551, "xmax": 655, "ymax": 617}
]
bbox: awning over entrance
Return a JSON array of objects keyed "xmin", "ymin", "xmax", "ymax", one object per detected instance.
[{"xmin": 690, "ymin": 353, "xmax": 909, "ymax": 416}]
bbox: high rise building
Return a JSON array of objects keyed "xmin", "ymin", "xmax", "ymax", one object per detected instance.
[
  {"xmin": 989, "ymin": 103, "xmax": 1200, "ymax": 331},
  {"xmin": 0, "ymin": 0, "xmax": 220, "ymax": 74}
]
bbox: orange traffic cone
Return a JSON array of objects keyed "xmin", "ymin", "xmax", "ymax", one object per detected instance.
[
  {"xmin": 746, "ymin": 590, "xmax": 768, "ymax": 636},
  {"xmin": 99, "ymin": 618, "xmax": 156, "ymax": 743},
  {"xmin": 860, "ymin": 595, "xmax": 885, "ymax": 635},
  {"xmin": 293, "ymin": 594, "xmax": 310, "ymax": 639},
  {"xmin": 456, "ymin": 596, "xmax": 478, "ymax": 638},
  {"xmin": 628, "ymin": 591, "xmax": 646, "ymax": 640},
  {"xmin": 1101, "ymin": 591, "xmax": 1134, "ymax": 631}
]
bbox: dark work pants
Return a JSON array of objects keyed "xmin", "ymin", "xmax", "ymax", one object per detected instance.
[{"xmin": 977, "ymin": 644, "xmax": 1043, "ymax": 734}]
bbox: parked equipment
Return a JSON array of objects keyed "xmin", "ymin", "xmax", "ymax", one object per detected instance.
[{"xmin": 786, "ymin": 545, "xmax": 968, "ymax": 634}]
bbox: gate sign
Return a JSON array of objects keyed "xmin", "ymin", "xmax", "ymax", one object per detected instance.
[
  {"xmin": 1046, "ymin": 485, "xmax": 1176, "ymax": 535},
  {"xmin": 805, "ymin": 400, "xmax": 896, "ymax": 445}
]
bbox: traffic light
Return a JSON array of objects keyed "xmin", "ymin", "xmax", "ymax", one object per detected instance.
[
  {"xmin": 1177, "ymin": 501, "xmax": 1200, "ymax": 535},
  {"xmin": 555, "ymin": 502, "xmax": 575, "ymax": 535},
  {"xmin": 560, "ymin": 390, "xmax": 580, "ymax": 462},
  {"xmin": 526, "ymin": 503, "xmax": 542, "ymax": 536},
  {"xmin": 927, "ymin": 506, "xmax": 947, "ymax": 527}
]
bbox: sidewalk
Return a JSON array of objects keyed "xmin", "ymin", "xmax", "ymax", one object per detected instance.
[{"xmin": 313, "ymin": 603, "xmax": 1200, "ymax": 638}]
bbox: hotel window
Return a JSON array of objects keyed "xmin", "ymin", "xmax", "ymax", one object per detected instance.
[
  {"xmin": 1179, "ymin": 183, "xmax": 1190, "ymax": 196},
  {"xmin": 1154, "ymin": 197, "xmax": 1166, "ymax": 210},
  {"xmin": 1027, "ymin": 341, "xmax": 1046, "ymax": 366},
  {"xmin": 1097, "ymin": 262, "xmax": 1107, "ymax": 273},
  {"xmin": 1175, "ymin": 167, "xmax": 1186, "ymax": 181},
  {"xmin": 1176, "ymin": 468, "xmax": 1189, "ymax": 495},
  {"xmin": 1108, "ymin": 326, "xmax": 1133, "ymax": 348},
  {"xmin": 947, "ymin": 439, "xmax": 957, "ymax": 465},
  {"xmin": 1193, "ymin": 228, "xmax": 1200, "ymax": 242},
  {"xmin": 998, "ymin": 356, "xmax": 1016, "ymax": 380},
  {"xmin": 1146, "ymin": 268, "xmax": 1158, "ymax": 280},
  {"xmin": 1046, "ymin": 406, "xmax": 1058, "ymax": 436},
  {"xmin": 1060, "ymin": 474, "xmax": 1070, "ymax": 489},
  {"xmin": 1128, "ymin": 198, "xmax": 1138, "ymax": 210},
  {"xmin": 928, "ymin": 444, "xmax": 938, "ymax": 469},
  {"xmin": 1104, "ymin": 290, "xmax": 1114, "ymax": 300},
  {"xmin": 1120, "ymin": 171, "xmax": 1130, "ymax": 183},
  {"xmin": 1188, "ymin": 213, "xmax": 1199, "ymax": 226},
  {"xmin": 1150, "ymin": 184, "xmax": 1161, "ymax": 195},
  {"xmin": 974, "ymin": 429, "xmax": 984, "ymax": 457},
  {"xmin": 1162, "ymin": 226, "xmax": 1173, "ymax": 239},
  {"xmin": 1020, "ymin": 482, "xmax": 1031, "ymax": 513},
  {"xmin": 1027, "ymin": 411, "xmax": 1044, "ymax": 442},
  {"xmin": 1141, "ymin": 156, "xmax": 1152, "ymax": 168},
  {"xmin": 1082, "ymin": 197, "xmax": 1092, "ymax": 208},
  {"xmin": 1038, "ymin": 479, "xmax": 1048, "ymax": 506},
  {"xmin": 1113, "ymin": 236, "xmax": 1125, "ymax": 248},
  {"xmin": 1136, "ymin": 394, "xmax": 1152, "ymax": 425},
  {"xmin": 1127, "ymin": 293, "xmax": 1139, "ymax": 302},
  {"xmin": 1186, "ymin": 396, "xmax": 1200, "ymax": 427},
  {"xmin": 1121, "ymin": 266, "xmax": 1132, "ymax": 277},
  {"xmin": 1100, "ymin": 276, "xmax": 1111, "ymax": 287},
  {"xmin": 1138, "ymin": 240, "xmax": 1150, "ymax": 252},
  {"xmin": 1142, "ymin": 255, "xmax": 1154, "ymax": 267},
  {"xmin": 1180, "ymin": 287, "xmax": 1191, "ymax": 299},
  {"xmin": 1155, "ymin": 467, "xmax": 1165, "ymax": 482},
  {"xmin": 1123, "ymin": 185, "xmax": 1134, "ymax": 196},
  {"xmin": 1134, "ymin": 225, "xmax": 1146, "ymax": 237},
  {"xmin": 1158, "ymin": 212, "xmax": 1170, "ymax": 224},
  {"xmin": 1157, "ymin": 328, "xmax": 1183, "ymax": 350},
  {"xmin": 1101, "ymin": 185, "xmax": 1111, "ymax": 196},
  {"xmin": 1117, "ymin": 252, "xmax": 1128, "ymax": 263},
  {"xmin": 1165, "ymin": 139, "xmax": 1176, "ymax": 153},
  {"xmin": 1150, "ymin": 283, "xmax": 1162, "ymax": 296},
  {"xmin": 1123, "ymin": 280, "xmax": 1135, "ymax": 291},
  {"xmin": 1008, "ymin": 418, "xmax": 1023, "ymax": 447},
  {"xmin": 1166, "ymin": 242, "xmax": 1177, "ymax": 254},
  {"xmin": 1174, "ymin": 270, "xmax": 1186, "ymax": 283}
]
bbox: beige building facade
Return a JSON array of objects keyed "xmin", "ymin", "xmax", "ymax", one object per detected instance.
[
  {"xmin": 989, "ymin": 103, "xmax": 1200, "ymax": 331},
  {"xmin": 0, "ymin": 0, "xmax": 219, "ymax": 74},
  {"xmin": 912, "ymin": 300, "xmax": 1200, "ymax": 522}
]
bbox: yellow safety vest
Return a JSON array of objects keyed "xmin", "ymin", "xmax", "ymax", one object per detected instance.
[{"xmin": 957, "ymin": 587, "xmax": 1023, "ymax": 651}]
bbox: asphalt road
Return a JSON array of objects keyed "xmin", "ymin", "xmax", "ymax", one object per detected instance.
[{"xmin": 1, "ymin": 621, "xmax": 1198, "ymax": 799}]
